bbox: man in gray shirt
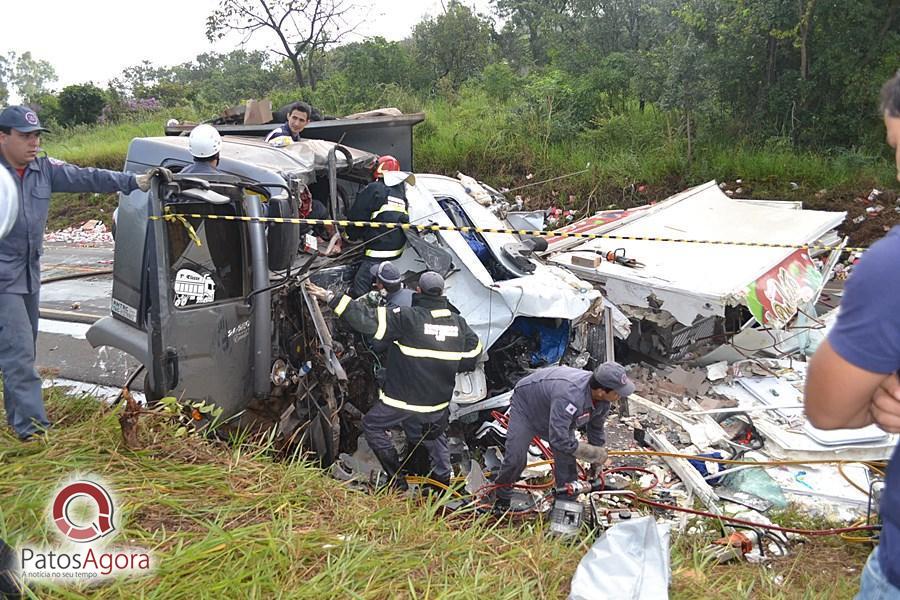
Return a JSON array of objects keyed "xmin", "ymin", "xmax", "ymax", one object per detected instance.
[
  {"xmin": 493, "ymin": 362, "xmax": 635, "ymax": 511},
  {"xmin": 0, "ymin": 105, "xmax": 151, "ymax": 440}
]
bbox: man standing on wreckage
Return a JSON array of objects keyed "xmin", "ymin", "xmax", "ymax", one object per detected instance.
[
  {"xmin": 492, "ymin": 362, "xmax": 635, "ymax": 514},
  {"xmin": 306, "ymin": 271, "xmax": 482, "ymax": 492},
  {"xmin": 805, "ymin": 72, "xmax": 900, "ymax": 599}
]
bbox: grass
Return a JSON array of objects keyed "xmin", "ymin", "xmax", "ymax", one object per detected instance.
[{"xmin": 0, "ymin": 391, "xmax": 873, "ymax": 599}]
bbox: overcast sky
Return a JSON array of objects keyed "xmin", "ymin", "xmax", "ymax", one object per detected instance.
[{"xmin": 1, "ymin": 0, "xmax": 493, "ymax": 100}]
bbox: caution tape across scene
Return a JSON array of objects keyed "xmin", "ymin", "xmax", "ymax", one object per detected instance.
[{"xmin": 149, "ymin": 213, "xmax": 866, "ymax": 253}]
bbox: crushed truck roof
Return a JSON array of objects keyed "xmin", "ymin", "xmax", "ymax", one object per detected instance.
[{"xmin": 548, "ymin": 181, "xmax": 846, "ymax": 326}]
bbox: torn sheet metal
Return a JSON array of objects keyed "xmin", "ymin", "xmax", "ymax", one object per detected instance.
[
  {"xmin": 404, "ymin": 175, "xmax": 602, "ymax": 350},
  {"xmin": 715, "ymin": 380, "xmax": 898, "ymax": 460},
  {"xmin": 550, "ymin": 181, "xmax": 846, "ymax": 326}
]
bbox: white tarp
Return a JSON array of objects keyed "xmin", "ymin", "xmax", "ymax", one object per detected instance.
[{"xmin": 551, "ymin": 181, "xmax": 846, "ymax": 326}]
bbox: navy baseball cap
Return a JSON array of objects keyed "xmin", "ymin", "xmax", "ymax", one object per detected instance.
[
  {"xmin": 592, "ymin": 362, "xmax": 635, "ymax": 397},
  {"xmin": 370, "ymin": 261, "xmax": 402, "ymax": 286},
  {"xmin": 418, "ymin": 271, "xmax": 445, "ymax": 296},
  {"xmin": 0, "ymin": 105, "xmax": 50, "ymax": 133}
]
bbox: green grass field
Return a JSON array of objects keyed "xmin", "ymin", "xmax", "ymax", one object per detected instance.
[{"xmin": 0, "ymin": 392, "xmax": 871, "ymax": 599}]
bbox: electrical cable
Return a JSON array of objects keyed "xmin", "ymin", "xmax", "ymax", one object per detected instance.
[{"xmin": 609, "ymin": 491, "xmax": 880, "ymax": 537}]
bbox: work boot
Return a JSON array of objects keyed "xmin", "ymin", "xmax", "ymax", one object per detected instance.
[
  {"xmin": 491, "ymin": 496, "xmax": 511, "ymax": 517},
  {"xmin": 371, "ymin": 447, "xmax": 409, "ymax": 492}
]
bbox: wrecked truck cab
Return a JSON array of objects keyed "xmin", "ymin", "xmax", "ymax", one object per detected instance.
[
  {"xmin": 88, "ymin": 135, "xmax": 375, "ymax": 401},
  {"xmin": 88, "ymin": 135, "xmax": 610, "ymax": 466}
]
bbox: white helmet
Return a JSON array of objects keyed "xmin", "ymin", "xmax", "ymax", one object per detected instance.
[
  {"xmin": 188, "ymin": 124, "xmax": 222, "ymax": 159},
  {"xmin": 0, "ymin": 166, "xmax": 18, "ymax": 240}
]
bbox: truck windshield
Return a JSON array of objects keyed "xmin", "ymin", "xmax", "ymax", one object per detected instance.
[{"xmin": 166, "ymin": 202, "xmax": 246, "ymax": 308}]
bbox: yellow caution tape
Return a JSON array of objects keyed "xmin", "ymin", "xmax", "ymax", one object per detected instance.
[
  {"xmin": 161, "ymin": 207, "xmax": 203, "ymax": 248},
  {"xmin": 148, "ymin": 213, "xmax": 865, "ymax": 253}
]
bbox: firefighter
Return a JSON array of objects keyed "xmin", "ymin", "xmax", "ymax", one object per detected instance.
[
  {"xmin": 346, "ymin": 155, "xmax": 412, "ymax": 297},
  {"xmin": 180, "ymin": 124, "xmax": 222, "ymax": 175},
  {"xmin": 492, "ymin": 362, "xmax": 635, "ymax": 513},
  {"xmin": 0, "ymin": 105, "xmax": 153, "ymax": 440},
  {"xmin": 306, "ymin": 271, "xmax": 482, "ymax": 491}
]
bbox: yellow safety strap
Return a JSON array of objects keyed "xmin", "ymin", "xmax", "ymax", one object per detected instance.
[
  {"xmin": 333, "ymin": 295, "xmax": 351, "ymax": 316},
  {"xmin": 393, "ymin": 340, "xmax": 483, "ymax": 361},
  {"xmin": 373, "ymin": 306, "xmax": 388, "ymax": 340},
  {"xmin": 379, "ymin": 390, "xmax": 449, "ymax": 413},
  {"xmin": 365, "ymin": 247, "xmax": 405, "ymax": 258}
]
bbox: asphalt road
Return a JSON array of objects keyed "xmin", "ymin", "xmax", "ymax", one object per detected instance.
[{"xmin": 36, "ymin": 242, "xmax": 142, "ymax": 390}]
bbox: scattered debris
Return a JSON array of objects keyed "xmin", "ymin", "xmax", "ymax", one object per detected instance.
[{"xmin": 45, "ymin": 220, "xmax": 113, "ymax": 245}]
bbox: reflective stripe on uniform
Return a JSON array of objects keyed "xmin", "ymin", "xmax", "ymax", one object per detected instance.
[
  {"xmin": 430, "ymin": 309, "xmax": 452, "ymax": 318},
  {"xmin": 379, "ymin": 390, "xmax": 449, "ymax": 413},
  {"xmin": 334, "ymin": 295, "xmax": 351, "ymax": 316},
  {"xmin": 373, "ymin": 306, "xmax": 388, "ymax": 340},
  {"xmin": 370, "ymin": 205, "xmax": 409, "ymax": 220},
  {"xmin": 393, "ymin": 340, "xmax": 483, "ymax": 361},
  {"xmin": 365, "ymin": 247, "xmax": 404, "ymax": 258}
]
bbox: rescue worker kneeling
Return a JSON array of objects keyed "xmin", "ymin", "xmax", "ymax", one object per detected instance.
[
  {"xmin": 306, "ymin": 271, "xmax": 482, "ymax": 491},
  {"xmin": 492, "ymin": 362, "xmax": 635, "ymax": 513}
]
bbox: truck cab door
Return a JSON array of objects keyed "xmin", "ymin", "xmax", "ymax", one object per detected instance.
[{"xmin": 146, "ymin": 188, "xmax": 258, "ymax": 420}]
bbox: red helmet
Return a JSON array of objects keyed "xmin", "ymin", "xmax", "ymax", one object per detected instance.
[{"xmin": 374, "ymin": 155, "xmax": 401, "ymax": 178}]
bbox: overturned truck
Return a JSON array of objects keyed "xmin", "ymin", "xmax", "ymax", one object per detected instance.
[{"xmin": 87, "ymin": 135, "xmax": 607, "ymax": 466}]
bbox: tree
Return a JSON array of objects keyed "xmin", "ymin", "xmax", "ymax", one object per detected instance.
[
  {"xmin": 492, "ymin": 0, "xmax": 569, "ymax": 67},
  {"xmin": 412, "ymin": 1, "xmax": 496, "ymax": 88},
  {"xmin": 58, "ymin": 83, "xmax": 107, "ymax": 125},
  {"xmin": 0, "ymin": 54, "xmax": 10, "ymax": 105},
  {"xmin": 206, "ymin": 0, "xmax": 359, "ymax": 89},
  {"xmin": 4, "ymin": 51, "xmax": 57, "ymax": 103}
]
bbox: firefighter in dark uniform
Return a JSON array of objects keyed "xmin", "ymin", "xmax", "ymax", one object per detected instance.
[
  {"xmin": 307, "ymin": 271, "xmax": 482, "ymax": 490},
  {"xmin": 492, "ymin": 362, "xmax": 635, "ymax": 512},
  {"xmin": 346, "ymin": 155, "xmax": 412, "ymax": 297},
  {"xmin": 0, "ymin": 105, "xmax": 153, "ymax": 440}
]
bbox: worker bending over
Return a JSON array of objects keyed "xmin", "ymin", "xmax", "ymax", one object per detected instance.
[{"xmin": 493, "ymin": 362, "xmax": 634, "ymax": 512}]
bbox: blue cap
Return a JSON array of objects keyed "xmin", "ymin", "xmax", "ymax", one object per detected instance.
[
  {"xmin": 370, "ymin": 261, "xmax": 402, "ymax": 286},
  {"xmin": 0, "ymin": 105, "xmax": 50, "ymax": 133},
  {"xmin": 592, "ymin": 362, "xmax": 635, "ymax": 398}
]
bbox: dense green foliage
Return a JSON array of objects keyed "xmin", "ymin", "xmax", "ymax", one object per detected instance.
[{"xmin": 8, "ymin": 0, "xmax": 899, "ymax": 157}]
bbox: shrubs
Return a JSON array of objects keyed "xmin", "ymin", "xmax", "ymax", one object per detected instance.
[{"xmin": 58, "ymin": 83, "xmax": 107, "ymax": 126}]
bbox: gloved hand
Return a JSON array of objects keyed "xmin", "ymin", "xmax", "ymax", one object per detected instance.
[
  {"xmin": 573, "ymin": 442, "xmax": 608, "ymax": 465},
  {"xmin": 588, "ymin": 462, "xmax": 604, "ymax": 479},
  {"xmin": 135, "ymin": 167, "xmax": 173, "ymax": 192},
  {"xmin": 305, "ymin": 281, "xmax": 334, "ymax": 303}
]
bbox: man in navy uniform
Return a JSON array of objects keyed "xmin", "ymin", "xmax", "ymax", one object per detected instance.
[
  {"xmin": 0, "ymin": 105, "xmax": 152, "ymax": 440},
  {"xmin": 180, "ymin": 124, "xmax": 222, "ymax": 175},
  {"xmin": 346, "ymin": 155, "xmax": 412, "ymax": 297},
  {"xmin": 492, "ymin": 362, "xmax": 634, "ymax": 512},
  {"xmin": 265, "ymin": 101, "xmax": 312, "ymax": 144},
  {"xmin": 307, "ymin": 271, "xmax": 481, "ymax": 490}
]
